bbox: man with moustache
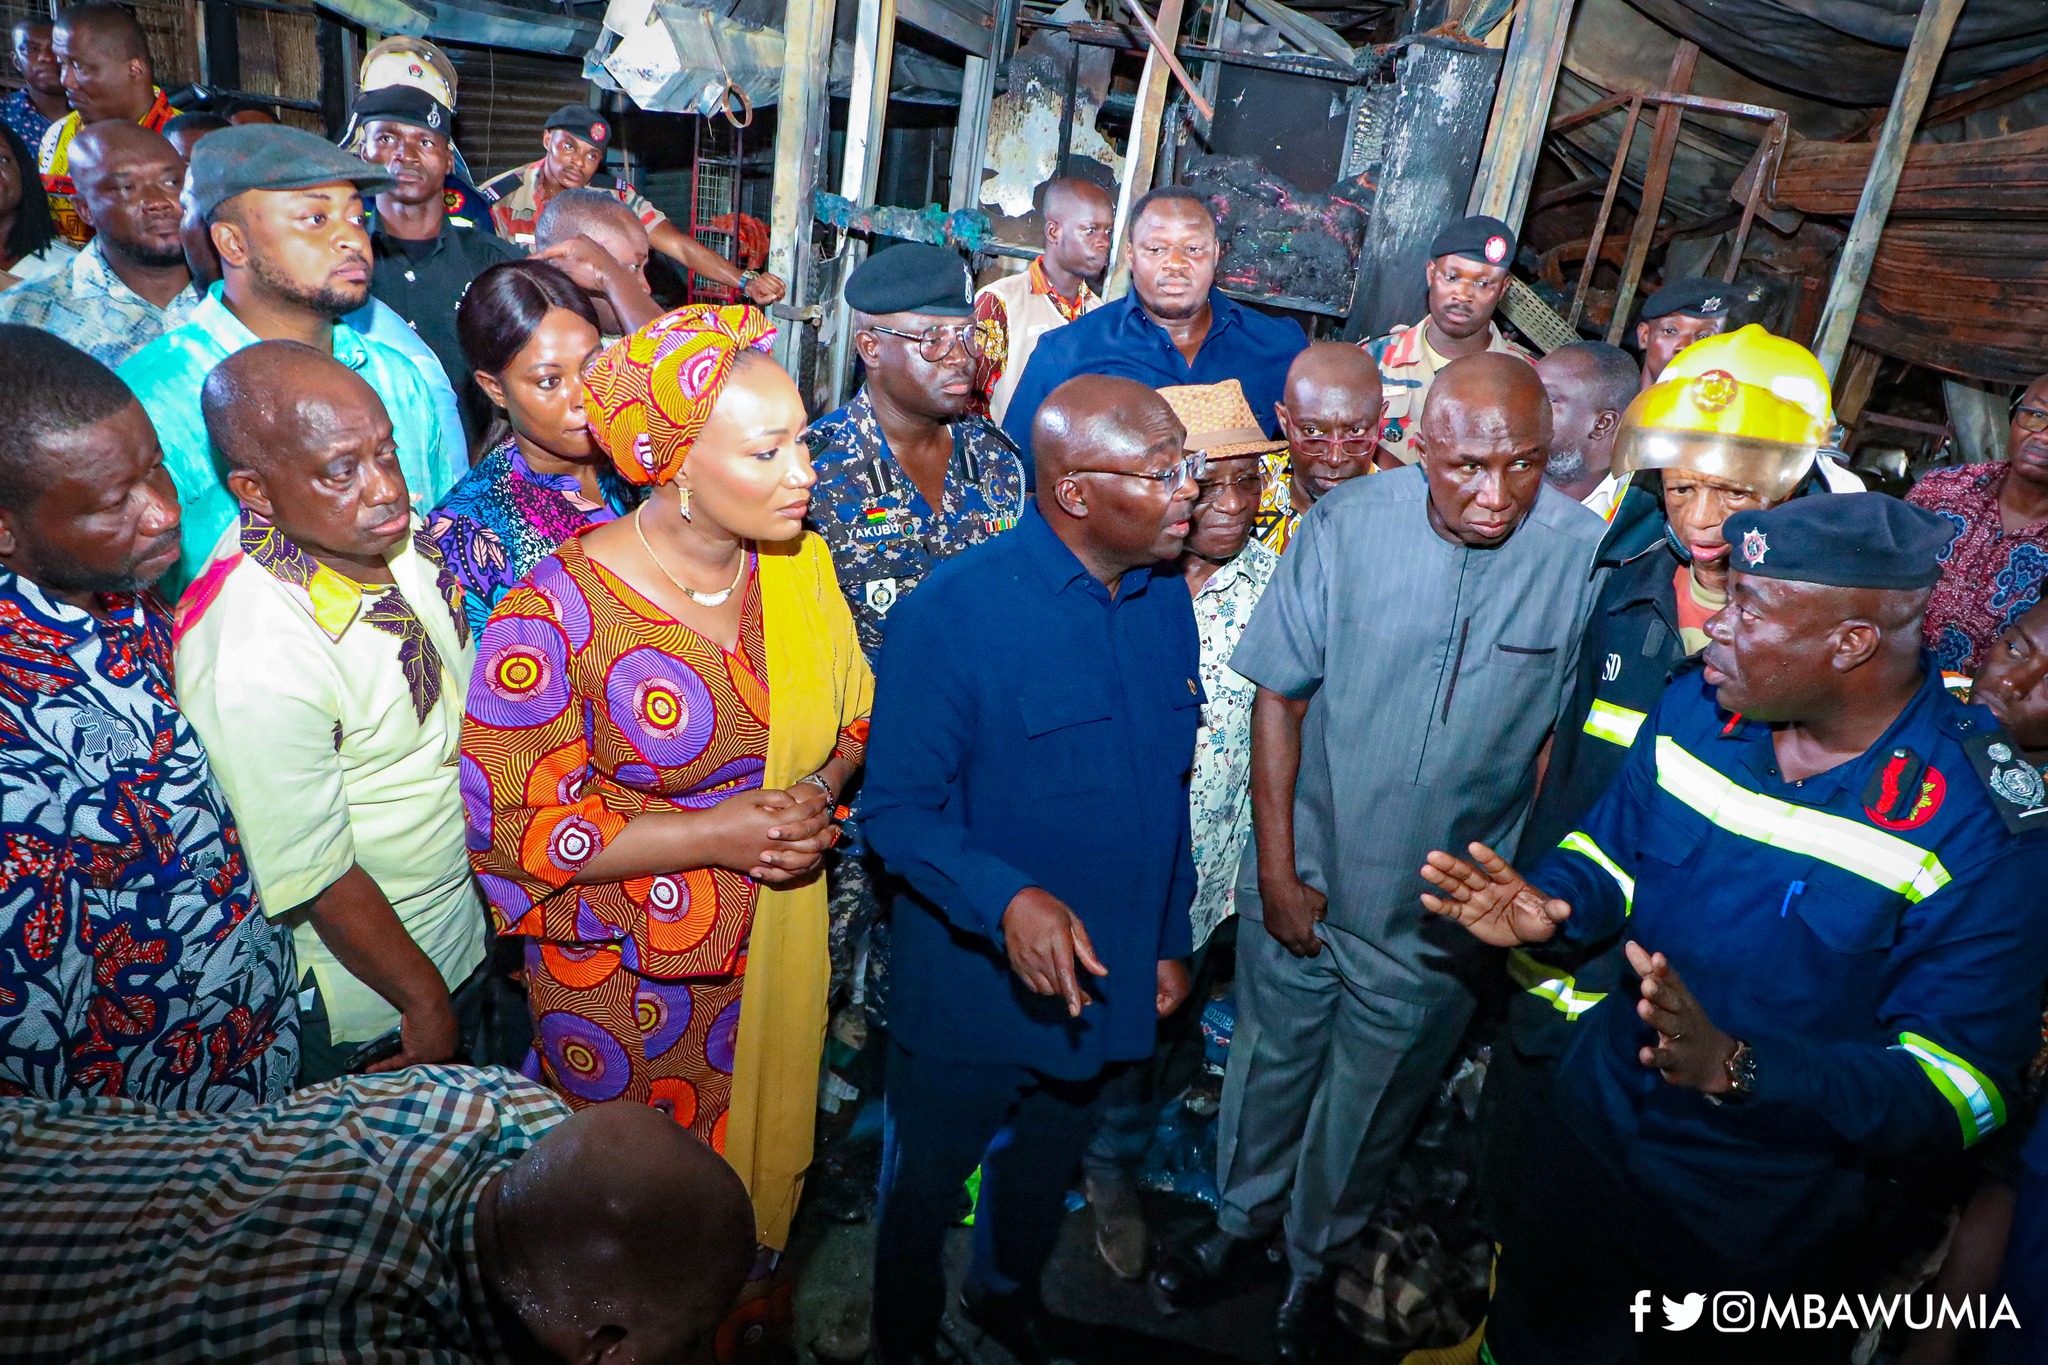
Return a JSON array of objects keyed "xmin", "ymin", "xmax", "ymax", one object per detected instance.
[
  {"xmin": 40, "ymin": 2, "xmax": 178, "ymax": 247},
  {"xmin": 1365, "ymin": 215, "xmax": 1533, "ymax": 468},
  {"xmin": 1260, "ymin": 340, "xmax": 1385, "ymax": 553},
  {"xmin": 1425, "ymin": 495, "xmax": 2048, "ymax": 1363},
  {"xmin": 1909, "ymin": 370, "xmax": 2048, "ymax": 675},
  {"xmin": 176, "ymin": 341, "xmax": 484, "ymax": 1086},
  {"xmin": 974, "ymin": 176, "xmax": 1113, "ymax": 425},
  {"xmin": 1001, "ymin": 187, "xmax": 1306, "ymax": 464},
  {"xmin": 1154, "ymin": 355, "xmax": 1603, "ymax": 1361},
  {"xmin": 121, "ymin": 124, "xmax": 454, "ymax": 595},
  {"xmin": 0, "ymin": 123, "xmax": 195, "ymax": 363},
  {"xmin": 0, "ymin": 325, "xmax": 299, "ymax": 1108},
  {"xmin": 3, "ymin": 19, "xmax": 69, "ymax": 152},
  {"xmin": 863, "ymin": 375, "xmax": 1201, "ymax": 1365},
  {"xmin": 1534, "ymin": 340, "xmax": 1639, "ymax": 515}
]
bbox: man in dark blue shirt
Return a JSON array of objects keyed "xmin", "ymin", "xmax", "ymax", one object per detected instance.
[
  {"xmin": 1001, "ymin": 187, "xmax": 1308, "ymax": 467},
  {"xmin": 863, "ymin": 374, "xmax": 1204, "ymax": 1365}
]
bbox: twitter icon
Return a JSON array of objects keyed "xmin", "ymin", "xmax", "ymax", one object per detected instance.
[{"xmin": 1662, "ymin": 1293, "xmax": 1706, "ymax": 1331}]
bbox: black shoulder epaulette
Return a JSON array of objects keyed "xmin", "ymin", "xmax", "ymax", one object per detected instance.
[{"xmin": 1953, "ymin": 719, "xmax": 2048, "ymax": 835}]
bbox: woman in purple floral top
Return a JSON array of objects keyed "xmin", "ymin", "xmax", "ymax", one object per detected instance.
[{"xmin": 426, "ymin": 261, "xmax": 640, "ymax": 635}]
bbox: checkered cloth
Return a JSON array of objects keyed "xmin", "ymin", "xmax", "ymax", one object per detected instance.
[{"xmin": 0, "ymin": 1066, "xmax": 570, "ymax": 1362}]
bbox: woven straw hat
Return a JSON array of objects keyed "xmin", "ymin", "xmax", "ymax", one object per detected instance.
[{"xmin": 1156, "ymin": 379, "xmax": 1288, "ymax": 458}]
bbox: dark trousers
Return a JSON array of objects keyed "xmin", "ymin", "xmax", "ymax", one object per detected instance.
[
  {"xmin": 1485, "ymin": 1078, "xmax": 1855, "ymax": 1365},
  {"xmin": 872, "ymin": 1040, "xmax": 1114, "ymax": 1363},
  {"xmin": 296, "ymin": 958, "xmax": 494, "ymax": 1087}
]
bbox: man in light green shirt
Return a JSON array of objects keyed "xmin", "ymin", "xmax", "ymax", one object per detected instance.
[
  {"xmin": 176, "ymin": 341, "xmax": 482, "ymax": 1084},
  {"xmin": 118, "ymin": 123, "xmax": 457, "ymax": 596}
]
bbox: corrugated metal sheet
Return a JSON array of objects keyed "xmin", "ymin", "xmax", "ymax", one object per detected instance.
[
  {"xmin": 446, "ymin": 42, "xmax": 589, "ymax": 178},
  {"xmin": 1773, "ymin": 125, "xmax": 2048, "ymax": 219},
  {"xmin": 1770, "ymin": 127, "xmax": 2048, "ymax": 383}
]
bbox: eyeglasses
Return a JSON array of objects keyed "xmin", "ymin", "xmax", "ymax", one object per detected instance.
[
  {"xmin": 865, "ymin": 323, "xmax": 983, "ymax": 362},
  {"xmin": 1192, "ymin": 468, "xmax": 1267, "ymax": 505},
  {"xmin": 1068, "ymin": 450, "xmax": 1207, "ymax": 487},
  {"xmin": 2014, "ymin": 406, "xmax": 2048, "ymax": 434},
  {"xmin": 1291, "ymin": 427, "xmax": 1377, "ymax": 456}
]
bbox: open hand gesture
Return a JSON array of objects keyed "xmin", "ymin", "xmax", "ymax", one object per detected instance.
[
  {"xmin": 1626, "ymin": 942, "xmax": 1736, "ymax": 1094},
  {"xmin": 1419, "ymin": 841, "xmax": 1571, "ymax": 946}
]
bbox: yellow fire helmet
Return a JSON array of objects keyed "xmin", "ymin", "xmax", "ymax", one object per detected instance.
[{"xmin": 1612, "ymin": 323, "xmax": 1833, "ymax": 503}]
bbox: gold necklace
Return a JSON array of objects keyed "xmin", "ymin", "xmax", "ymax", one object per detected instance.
[{"xmin": 632, "ymin": 504, "xmax": 747, "ymax": 607}]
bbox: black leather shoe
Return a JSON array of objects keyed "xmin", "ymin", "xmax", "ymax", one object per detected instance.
[
  {"xmin": 1148, "ymin": 1222, "xmax": 1246, "ymax": 1313},
  {"xmin": 1272, "ymin": 1270, "xmax": 1331, "ymax": 1365}
]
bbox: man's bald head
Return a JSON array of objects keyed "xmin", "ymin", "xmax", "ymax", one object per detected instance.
[
  {"xmin": 1421, "ymin": 352, "xmax": 1550, "ymax": 449},
  {"xmin": 1034, "ymin": 374, "xmax": 1181, "ymax": 484},
  {"xmin": 202, "ymin": 340, "xmax": 381, "ymax": 479},
  {"xmin": 67, "ymin": 122, "xmax": 187, "ymax": 270},
  {"xmin": 1416, "ymin": 353, "xmax": 1551, "ymax": 547},
  {"xmin": 1041, "ymin": 176, "xmax": 1115, "ymax": 283},
  {"xmin": 204, "ymin": 341, "xmax": 412, "ymax": 566},
  {"xmin": 487, "ymin": 1102, "xmax": 754, "ymax": 1363},
  {"xmin": 534, "ymin": 186, "xmax": 642, "ymax": 252},
  {"xmin": 1278, "ymin": 342, "xmax": 1384, "ymax": 506},
  {"xmin": 1035, "ymin": 374, "xmax": 1196, "ymax": 580}
]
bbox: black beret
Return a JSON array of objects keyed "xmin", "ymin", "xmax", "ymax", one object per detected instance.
[
  {"xmin": 188, "ymin": 124, "xmax": 394, "ymax": 225},
  {"xmin": 1723, "ymin": 494, "xmax": 1955, "ymax": 590},
  {"xmin": 1429, "ymin": 214, "xmax": 1516, "ymax": 268},
  {"xmin": 351, "ymin": 84, "xmax": 454, "ymax": 137},
  {"xmin": 1641, "ymin": 276, "xmax": 1733, "ymax": 322},
  {"xmin": 543, "ymin": 104, "xmax": 612, "ymax": 148},
  {"xmin": 845, "ymin": 243, "xmax": 973, "ymax": 317}
]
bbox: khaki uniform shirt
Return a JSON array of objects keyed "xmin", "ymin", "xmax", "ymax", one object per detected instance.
[{"xmin": 1363, "ymin": 318, "xmax": 1533, "ymax": 466}]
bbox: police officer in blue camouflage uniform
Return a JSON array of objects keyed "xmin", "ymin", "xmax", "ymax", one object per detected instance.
[
  {"xmin": 808, "ymin": 243, "xmax": 1028, "ymax": 1021},
  {"xmin": 1424, "ymin": 492, "xmax": 2048, "ymax": 1364}
]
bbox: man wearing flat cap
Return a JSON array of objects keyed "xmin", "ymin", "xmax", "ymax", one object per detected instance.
[
  {"xmin": 1636, "ymin": 274, "xmax": 1739, "ymax": 388},
  {"xmin": 119, "ymin": 123, "xmax": 457, "ymax": 595},
  {"xmin": 1424, "ymin": 493, "xmax": 2048, "ymax": 1362},
  {"xmin": 478, "ymin": 103, "xmax": 784, "ymax": 306},
  {"xmin": 1365, "ymin": 213, "xmax": 1534, "ymax": 467},
  {"xmin": 353, "ymin": 84, "xmax": 521, "ymax": 443}
]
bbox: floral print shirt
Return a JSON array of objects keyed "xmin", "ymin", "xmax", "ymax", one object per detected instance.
[
  {"xmin": 426, "ymin": 437, "xmax": 639, "ymax": 639},
  {"xmin": 1187, "ymin": 540, "xmax": 1280, "ymax": 946},
  {"xmin": 1908, "ymin": 463, "xmax": 2048, "ymax": 674},
  {"xmin": 0, "ymin": 569, "xmax": 297, "ymax": 1107}
]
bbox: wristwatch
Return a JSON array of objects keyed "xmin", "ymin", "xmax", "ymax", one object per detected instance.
[
  {"xmin": 797, "ymin": 771, "xmax": 834, "ymax": 800},
  {"xmin": 737, "ymin": 268, "xmax": 762, "ymax": 292},
  {"xmin": 1723, "ymin": 1038, "xmax": 1758, "ymax": 1098}
]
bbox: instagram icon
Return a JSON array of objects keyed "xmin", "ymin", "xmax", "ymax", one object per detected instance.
[{"xmin": 1713, "ymin": 1292, "xmax": 1756, "ymax": 1332}]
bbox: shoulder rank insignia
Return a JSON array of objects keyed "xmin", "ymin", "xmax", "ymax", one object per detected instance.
[
  {"xmin": 1960, "ymin": 728, "xmax": 2048, "ymax": 834},
  {"xmin": 1862, "ymin": 746, "xmax": 1944, "ymax": 831}
]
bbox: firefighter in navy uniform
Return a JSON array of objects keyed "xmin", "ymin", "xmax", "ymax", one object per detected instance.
[
  {"xmin": 1425, "ymin": 489, "xmax": 2048, "ymax": 1364},
  {"xmin": 1480, "ymin": 327, "xmax": 1842, "ymax": 1231}
]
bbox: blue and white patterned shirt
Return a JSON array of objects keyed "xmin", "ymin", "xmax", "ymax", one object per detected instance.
[
  {"xmin": 0, "ymin": 238, "xmax": 200, "ymax": 366},
  {"xmin": 0, "ymin": 569, "xmax": 297, "ymax": 1108},
  {"xmin": 0, "ymin": 89, "xmax": 54, "ymax": 156}
]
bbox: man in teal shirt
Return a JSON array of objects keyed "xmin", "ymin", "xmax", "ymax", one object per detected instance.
[{"xmin": 119, "ymin": 123, "xmax": 457, "ymax": 595}]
